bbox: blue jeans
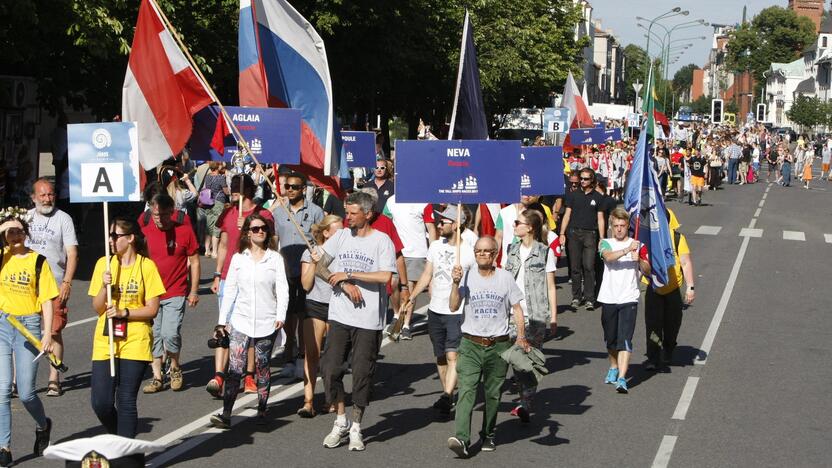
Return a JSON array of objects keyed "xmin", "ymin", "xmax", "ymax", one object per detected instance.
[
  {"xmin": 0, "ymin": 313, "xmax": 48, "ymax": 447},
  {"xmin": 782, "ymin": 162, "xmax": 792, "ymax": 186},
  {"xmin": 90, "ymin": 359, "xmax": 148, "ymax": 438},
  {"xmin": 727, "ymin": 158, "xmax": 739, "ymax": 184}
]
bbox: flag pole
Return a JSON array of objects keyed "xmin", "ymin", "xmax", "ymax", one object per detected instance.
[
  {"xmin": 148, "ymin": 0, "xmax": 313, "ymax": 250},
  {"xmin": 447, "ymin": 10, "xmax": 469, "ymax": 139},
  {"xmin": 103, "ymin": 201, "xmax": 115, "ymax": 377}
]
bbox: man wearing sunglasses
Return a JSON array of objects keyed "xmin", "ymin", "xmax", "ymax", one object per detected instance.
[
  {"xmin": 368, "ymin": 160, "xmax": 394, "ymax": 214},
  {"xmin": 558, "ymin": 168, "xmax": 605, "ymax": 310},
  {"xmin": 272, "ymin": 172, "xmax": 323, "ymax": 379}
]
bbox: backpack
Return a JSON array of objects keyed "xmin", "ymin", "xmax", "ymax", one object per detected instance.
[{"xmin": 34, "ymin": 254, "xmax": 46, "ymax": 294}]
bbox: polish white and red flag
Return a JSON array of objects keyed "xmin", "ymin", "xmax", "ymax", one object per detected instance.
[
  {"xmin": 122, "ymin": 0, "xmax": 214, "ymax": 170},
  {"xmin": 563, "ymin": 71, "xmax": 593, "ymax": 131}
]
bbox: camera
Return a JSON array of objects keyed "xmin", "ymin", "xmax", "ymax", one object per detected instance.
[{"xmin": 207, "ymin": 328, "xmax": 230, "ymax": 349}]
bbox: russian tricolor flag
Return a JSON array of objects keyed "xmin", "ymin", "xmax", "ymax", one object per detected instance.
[{"xmin": 238, "ymin": 0, "xmax": 344, "ymax": 194}]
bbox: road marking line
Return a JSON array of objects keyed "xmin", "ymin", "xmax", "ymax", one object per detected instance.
[
  {"xmin": 146, "ymin": 305, "xmax": 430, "ymax": 466},
  {"xmin": 694, "ymin": 225, "xmax": 722, "ymax": 236},
  {"xmin": 651, "ymin": 435, "xmax": 678, "ymax": 468},
  {"xmin": 738, "ymin": 228, "xmax": 763, "ymax": 238},
  {"xmin": 782, "ymin": 230, "xmax": 806, "ymax": 241},
  {"xmin": 825, "ymin": 234, "xmax": 832, "ymax": 244},
  {"xmin": 671, "ymin": 377, "xmax": 700, "ymax": 420},
  {"xmin": 753, "ymin": 208, "xmax": 761, "ymax": 217},
  {"xmin": 761, "ymin": 193, "xmax": 767, "ymax": 200},
  {"xmin": 758, "ymin": 199, "xmax": 765, "ymax": 208},
  {"xmin": 65, "ymin": 316, "xmax": 98, "ymax": 329}
]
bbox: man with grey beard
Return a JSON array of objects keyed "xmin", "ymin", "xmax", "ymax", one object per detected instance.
[{"xmin": 27, "ymin": 177, "xmax": 78, "ymax": 397}]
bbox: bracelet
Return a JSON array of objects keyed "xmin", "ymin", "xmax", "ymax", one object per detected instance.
[
  {"xmin": 399, "ymin": 285, "xmax": 409, "ymax": 291},
  {"xmin": 123, "ymin": 308, "xmax": 130, "ymax": 318},
  {"xmin": 213, "ymin": 271, "xmax": 222, "ymax": 278}
]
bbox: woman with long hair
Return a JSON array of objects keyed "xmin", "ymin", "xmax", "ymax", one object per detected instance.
[
  {"xmin": 211, "ymin": 214, "xmax": 288, "ymax": 428},
  {"xmin": 197, "ymin": 161, "xmax": 229, "ymax": 258},
  {"xmin": 158, "ymin": 165, "xmax": 197, "ymax": 212},
  {"xmin": 88, "ymin": 217, "xmax": 165, "ymax": 438},
  {"xmin": 297, "ymin": 214, "xmax": 343, "ymax": 418},
  {"xmin": 0, "ymin": 209, "xmax": 58, "ymax": 466},
  {"xmin": 503, "ymin": 210, "xmax": 557, "ymax": 422}
]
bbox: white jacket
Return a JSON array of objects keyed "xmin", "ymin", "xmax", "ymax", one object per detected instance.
[{"xmin": 219, "ymin": 249, "xmax": 289, "ymax": 338}]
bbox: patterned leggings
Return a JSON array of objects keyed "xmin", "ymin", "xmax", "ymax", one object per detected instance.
[
  {"xmin": 509, "ymin": 319, "xmax": 547, "ymax": 410},
  {"xmin": 222, "ymin": 328, "xmax": 276, "ymax": 415}
]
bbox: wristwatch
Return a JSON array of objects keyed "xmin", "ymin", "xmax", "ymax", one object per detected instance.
[{"xmin": 346, "ymin": 271, "xmax": 353, "ymax": 281}]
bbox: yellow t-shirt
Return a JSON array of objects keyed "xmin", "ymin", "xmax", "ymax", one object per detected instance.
[
  {"xmin": 642, "ymin": 232, "xmax": 690, "ymax": 295},
  {"xmin": 0, "ymin": 249, "xmax": 59, "ymax": 316},
  {"xmin": 87, "ymin": 255, "xmax": 166, "ymax": 362}
]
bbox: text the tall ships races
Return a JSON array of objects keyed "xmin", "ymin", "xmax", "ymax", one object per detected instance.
[{"xmin": 447, "ymin": 148, "xmax": 470, "ymax": 167}]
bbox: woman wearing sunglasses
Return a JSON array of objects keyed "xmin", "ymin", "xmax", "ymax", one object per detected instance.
[
  {"xmin": 88, "ymin": 217, "xmax": 165, "ymax": 439},
  {"xmin": 0, "ymin": 209, "xmax": 59, "ymax": 466},
  {"xmin": 211, "ymin": 214, "xmax": 288, "ymax": 428}
]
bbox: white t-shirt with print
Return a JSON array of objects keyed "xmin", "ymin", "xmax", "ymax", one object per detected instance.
[{"xmin": 426, "ymin": 238, "xmax": 475, "ymax": 314}]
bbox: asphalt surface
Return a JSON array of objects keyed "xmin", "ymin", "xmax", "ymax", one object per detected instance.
[{"xmin": 7, "ymin": 176, "xmax": 831, "ymax": 467}]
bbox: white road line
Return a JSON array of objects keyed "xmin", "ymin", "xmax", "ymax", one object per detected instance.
[
  {"xmin": 694, "ymin": 225, "xmax": 722, "ymax": 236},
  {"xmin": 146, "ymin": 305, "xmax": 429, "ymax": 466},
  {"xmin": 782, "ymin": 230, "xmax": 806, "ymax": 241},
  {"xmin": 758, "ymin": 199, "xmax": 765, "ymax": 208},
  {"xmin": 761, "ymin": 193, "xmax": 767, "ymax": 200},
  {"xmin": 65, "ymin": 316, "xmax": 98, "ymax": 329},
  {"xmin": 651, "ymin": 435, "xmax": 678, "ymax": 468},
  {"xmin": 825, "ymin": 234, "xmax": 832, "ymax": 244},
  {"xmin": 738, "ymin": 228, "xmax": 763, "ymax": 238},
  {"xmin": 671, "ymin": 377, "xmax": 700, "ymax": 420},
  {"xmin": 753, "ymin": 208, "xmax": 761, "ymax": 217}
]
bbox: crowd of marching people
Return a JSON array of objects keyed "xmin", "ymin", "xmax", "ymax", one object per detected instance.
[{"xmin": 6, "ymin": 114, "xmax": 829, "ymax": 463}]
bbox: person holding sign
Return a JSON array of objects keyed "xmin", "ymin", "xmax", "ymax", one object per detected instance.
[
  {"xmin": 0, "ymin": 208, "xmax": 58, "ymax": 466},
  {"xmin": 447, "ymin": 236, "xmax": 529, "ymax": 458},
  {"xmin": 210, "ymin": 214, "xmax": 288, "ymax": 428},
  {"xmin": 88, "ymin": 217, "xmax": 165, "ymax": 438}
]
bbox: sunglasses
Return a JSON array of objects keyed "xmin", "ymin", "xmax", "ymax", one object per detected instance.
[
  {"xmin": 109, "ymin": 232, "xmax": 129, "ymax": 240},
  {"xmin": 283, "ymin": 183, "xmax": 303, "ymax": 191},
  {"xmin": 435, "ymin": 219, "xmax": 453, "ymax": 225},
  {"xmin": 580, "ymin": 177, "xmax": 592, "ymax": 181},
  {"xmin": 474, "ymin": 249, "xmax": 497, "ymax": 255},
  {"xmin": 5, "ymin": 228, "xmax": 24, "ymax": 236},
  {"xmin": 248, "ymin": 225, "xmax": 267, "ymax": 234},
  {"xmin": 513, "ymin": 220, "xmax": 528, "ymax": 227}
]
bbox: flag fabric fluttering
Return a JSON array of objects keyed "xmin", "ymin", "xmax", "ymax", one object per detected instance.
[
  {"xmin": 238, "ymin": 0, "xmax": 345, "ymax": 195},
  {"xmin": 449, "ymin": 10, "xmax": 488, "ymax": 140},
  {"xmin": 624, "ymin": 65, "xmax": 675, "ymax": 288},
  {"xmin": 122, "ymin": 0, "xmax": 214, "ymax": 170},
  {"xmin": 562, "ymin": 71, "xmax": 594, "ymax": 131}
]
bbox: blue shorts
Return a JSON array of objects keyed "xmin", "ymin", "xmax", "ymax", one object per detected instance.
[
  {"xmin": 601, "ymin": 302, "xmax": 637, "ymax": 352},
  {"xmin": 427, "ymin": 310, "xmax": 463, "ymax": 358}
]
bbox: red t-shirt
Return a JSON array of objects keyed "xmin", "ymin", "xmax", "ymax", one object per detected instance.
[
  {"xmin": 671, "ymin": 152, "xmax": 684, "ymax": 165},
  {"xmin": 371, "ymin": 213, "xmax": 403, "ymax": 295},
  {"xmin": 422, "ymin": 204, "xmax": 435, "ymax": 224},
  {"xmin": 216, "ymin": 205, "xmax": 275, "ymax": 279},
  {"xmin": 138, "ymin": 212, "xmax": 198, "ymax": 299}
]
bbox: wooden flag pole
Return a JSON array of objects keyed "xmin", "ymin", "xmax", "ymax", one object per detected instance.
[
  {"xmin": 103, "ymin": 201, "xmax": 115, "ymax": 377},
  {"xmin": 455, "ymin": 203, "xmax": 462, "ymax": 267},
  {"xmin": 149, "ymin": 0, "xmax": 313, "ymax": 250}
]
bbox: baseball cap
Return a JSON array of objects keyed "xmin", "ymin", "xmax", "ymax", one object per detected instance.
[{"xmin": 437, "ymin": 205, "xmax": 466, "ymax": 225}]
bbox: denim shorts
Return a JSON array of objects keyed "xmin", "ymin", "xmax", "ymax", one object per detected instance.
[
  {"xmin": 152, "ymin": 296, "xmax": 187, "ymax": 357},
  {"xmin": 427, "ymin": 310, "xmax": 463, "ymax": 358}
]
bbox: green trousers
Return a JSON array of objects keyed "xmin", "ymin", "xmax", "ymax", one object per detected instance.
[{"xmin": 454, "ymin": 337, "xmax": 511, "ymax": 443}]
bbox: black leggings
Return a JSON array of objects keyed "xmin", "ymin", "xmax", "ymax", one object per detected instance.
[{"xmin": 90, "ymin": 359, "xmax": 148, "ymax": 438}]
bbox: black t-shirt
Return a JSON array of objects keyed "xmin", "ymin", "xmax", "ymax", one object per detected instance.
[
  {"xmin": 564, "ymin": 189, "xmax": 602, "ymax": 230},
  {"xmin": 323, "ymin": 194, "xmax": 345, "ymax": 218},
  {"xmin": 689, "ymin": 156, "xmax": 706, "ymax": 177},
  {"xmin": 599, "ymin": 195, "xmax": 616, "ymax": 221},
  {"xmin": 370, "ymin": 179, "xmax": 394, "ymax": 213}
]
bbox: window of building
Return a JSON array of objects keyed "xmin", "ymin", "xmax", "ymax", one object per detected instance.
[{"xmin": 824, "ymin": 36, "xmax": 828, "ymax": 48}]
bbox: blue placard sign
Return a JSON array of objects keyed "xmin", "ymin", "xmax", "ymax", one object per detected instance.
[
  {"xmin": 189, "ymin": 105, "xmax": 301, "ymax": 163},
  {"xmin": 68, "ymin": 122, "xmax": 141, "ymax": 203},
  {"xmin": 543, "ymin": 107, "xmax": 569, "ymax": 133},
  {"xmin": 395, "ymin": 140, "xmax": 522, "ymax": 204},
  {"xmin": 341, "ymin": 131, "xmax": 376, "ymax": 167},
  {"xmin": 569, "ymin": 127, "xmax": 605, "ymax": 145},
  {"xmin": 520, "ymin": 146, "xmax": 565, "ymax": 196},
  {"xmin": 604, "ymin": 128, "xmax": 623, "ymax": 142}
]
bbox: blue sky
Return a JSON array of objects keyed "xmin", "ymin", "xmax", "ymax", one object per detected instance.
[{"xmin": 588, "ymin": 0, "xmax": 782, "ymax": 75}]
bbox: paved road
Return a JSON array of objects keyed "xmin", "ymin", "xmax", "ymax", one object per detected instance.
[{"xmin": 7, "ymin": 178, "xmax": 831, "ymax": 467}]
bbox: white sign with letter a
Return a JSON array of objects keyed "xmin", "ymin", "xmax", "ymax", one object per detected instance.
[
  {"xmin": 81, "ymin": 163, "xmax": 125, "ymax": 197},
  {"xmin": 68, "ymin": 122, "xmax": 141, "ymax": 203}
]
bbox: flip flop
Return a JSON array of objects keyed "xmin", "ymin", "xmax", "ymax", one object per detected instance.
[{"xmin": 46, "ymin": 381, "xmax": 63, "ymax": 397}]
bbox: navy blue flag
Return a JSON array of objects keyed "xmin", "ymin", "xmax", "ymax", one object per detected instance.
[
  {"xmin": 569, "ymin": 127, "xmax": 605, "ymax": 145},
  {"xmin": 623, "ymin": 124, "xmax": 675, "ymax": 288},
  {"xmin": 395, "ymin": 140, "xmax": 521, "ymax": 203},
  {"xmin": 189, "ymin": 105, "xmax": 301, "ymax": 163},
  {"xmin": 341, "ymin": 131, "xmax": 376, "ymax": 168},
  {"xmin": 520, "ymin": 146, "xmax": 564, "ymax": 196},
  {"xmin": 449, "ymin": 11, "xmax": 488, "ymax": 140},
  {"xmin": 605, "ymin": 128, "xmax": 623, "ymax": 142}
]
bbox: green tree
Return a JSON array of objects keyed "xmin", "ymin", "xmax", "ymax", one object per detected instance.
[
  {"xmin": 622, "ymin": 44, "xmax": 648, "ymax": 105},
  {"xmin": 672, "ymin": 63, "xmax": 699, "ymax": 98},
  {"xmin": 725, "ymin": 6, "xmax": 815, "ymax": 96},
  {"xmin": 688, "ymin": 95, "xmax": 711, "ymax": 115},
  {"xmin": 787, "ymin": 94, "xmax": 824, "ymax": 129}
]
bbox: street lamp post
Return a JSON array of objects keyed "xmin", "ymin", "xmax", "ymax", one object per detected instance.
[{"xmin": 636, "ymin": 7, "xmax": 688, "ymax": 102}]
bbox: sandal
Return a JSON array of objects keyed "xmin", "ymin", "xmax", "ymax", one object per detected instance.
[
  {"xmin": 296, "ymin": 401, "xmax": 316, "ymax": 418},
  {"xmin": 46, "ymin": 381, "xmax": 63, "ymax": 397}
]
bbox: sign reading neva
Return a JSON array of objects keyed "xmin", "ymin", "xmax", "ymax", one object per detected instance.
[
  {"xmin": 189, "ymin": 106, "xmax": 301, "ymax": 163},
  {"xmin": 68, "ymin": 122, "xmax": 141, "ymax": 202},
  {"xmin": 341, "ymin": 131, "xmax": 376, "ymax": 167},
  {"xmin": 568, "ymin": 127, "xmax": 605, "ymax": 145},
  {"xmin": 520, "ymin": 146, "xmax": 565, "ymax": 196},
  {"xmin": 395, "ymin": 140, "xmax": 521, "ymax": 203}
]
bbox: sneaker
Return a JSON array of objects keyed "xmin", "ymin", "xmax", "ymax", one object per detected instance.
[
  {"xmin": 481, "ymin": 436, "xmax": 496, "ymax": 452},
  {"xmin": 584, "ymin": 301, "xmax": 595, "ymax": 311},
  {"xmin": 210, "ymin": 414, "xmax": 230, "ymax": 429},
  {"xmin": 169, "ymin": 369, "xmax": 184, "ymax": 392},
  {"xmin": 604, "ymin": 367, "xmax": 619, "ymax": 384},
  {"xmin": 348, "ymin": 427, "xmax": 365, "ymax": 451},
  {"xmin": 399, "ymin": 327, "xmax": 413, "ymax": 341},
  {"xmin": 33, "ymin": 418, "xmax": 51, "ymax": 456},
  {"xmin": 244, "ymin": 374, "xmax": 257, "ymax": 394},
  {"xmin": 447, "ymin": 436, "xmax": 469, "ymax": 459},
  {"xmin": 384, "ymin": 322, "xmax": 395, "ymax": 337},
  {"xmin": 570, "ymin": 299, "xmax": 580, "ymax": 308},
  {"xmin": 0, "ymin": 448, "xmax": 11, "ymax": 467},
  {"xmin": 615, "ymin": 377, "xmax": 629, "ymax": 394},
  {"xmin": 510, "ymin": 405, "xmax": 530, "ymax": 423},
  {"xmin": 279, "ymin": 362, "xmax": 296, "ymax": 378},
  {"xmin": 142, "ymin": 378, "xmax": 164, "ymax": 394},
  {"xmin": 323, "ymin": 420, "xmax": 350, "ymax": 448},
  {"xmin": 643, "ymin": 360, "xmax": 658, "ymax": 372},
  {"xmin": 206, "ymin": 375, "xmax": 224, "ymax": 398},
  {"xmin": 433, "ymin": 393, "xmax": 452, "ymax": 415}
]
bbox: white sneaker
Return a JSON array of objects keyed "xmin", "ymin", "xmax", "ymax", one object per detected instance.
[
  {"xmin": 323, "ymin": 420, "xmax": 350, "ymax": 448},
  {"xmin": 279, "ymin": 362, "xmax": 296, "ymax": 378},
  {"xmin": 348, "ymin": 427, "xmax": 365, "ymax": 451}
]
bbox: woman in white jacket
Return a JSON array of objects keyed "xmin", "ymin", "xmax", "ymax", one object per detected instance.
[{"xmin": 211, "ymin": 214, "xmax": 288, "ymax": 428}]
